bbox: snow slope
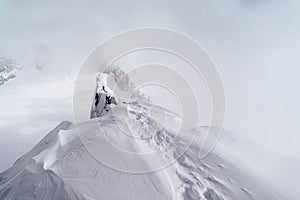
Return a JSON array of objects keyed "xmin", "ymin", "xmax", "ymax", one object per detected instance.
[{"xmin": 0, "ymin": 68, "xmax": 298, "ymax": 200}]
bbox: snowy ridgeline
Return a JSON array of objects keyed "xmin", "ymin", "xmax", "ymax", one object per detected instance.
[
  {"xmin": 0, "ymin": 57, "xmax": 22, "ymax": 86},
  {"xmin": 0, "ymin": 67, "xmax": 297, "ymax": 200}
]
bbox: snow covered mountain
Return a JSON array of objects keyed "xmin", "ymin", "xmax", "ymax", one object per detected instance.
[
  {"xmin": 0, "ymin": 68, "xmax": 297, "ymax": 200},
  {"xmin": 0, "ymin": 57, "xmax": 22, "ymax": 86}
]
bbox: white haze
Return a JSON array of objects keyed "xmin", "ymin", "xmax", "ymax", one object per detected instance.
[{"xmin": 0, "ymin": 0, "xmax": 299, "ymax": 175}]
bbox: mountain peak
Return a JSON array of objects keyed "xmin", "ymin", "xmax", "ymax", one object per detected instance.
[
  {"xmin": 90, "ymin": 66, "xmax": 148, "ymax": 118},
  {"xmin": 0, "ymin": 67, "xmax": 291, "ymax": 200}
]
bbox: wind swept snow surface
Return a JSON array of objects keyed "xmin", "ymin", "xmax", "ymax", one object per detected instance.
[
  {"xmin": 0, "ymin": 68, "xmax": 296, "ymax": 200},
  {"xmin": 0, "ymin": 120, "xmax": 291, "ymax": 199}
]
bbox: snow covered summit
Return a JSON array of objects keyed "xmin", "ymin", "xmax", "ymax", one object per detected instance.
[
  {"xmin": 90, "ymin": 66, "xmax": 148, "ymax": 118},
  {"xmin": 0, "ymin": 67, "xmax": 295, "ymax": 200}
]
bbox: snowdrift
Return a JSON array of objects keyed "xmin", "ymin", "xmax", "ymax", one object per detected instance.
[{"xmin": 0, "ymin": 67, "xmax": 297, "ymax": 200}]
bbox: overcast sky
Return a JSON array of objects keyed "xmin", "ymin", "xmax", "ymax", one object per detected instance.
[{"xmin": 0, "ymin": 0, "xmax": 300, "ymax": 171}]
